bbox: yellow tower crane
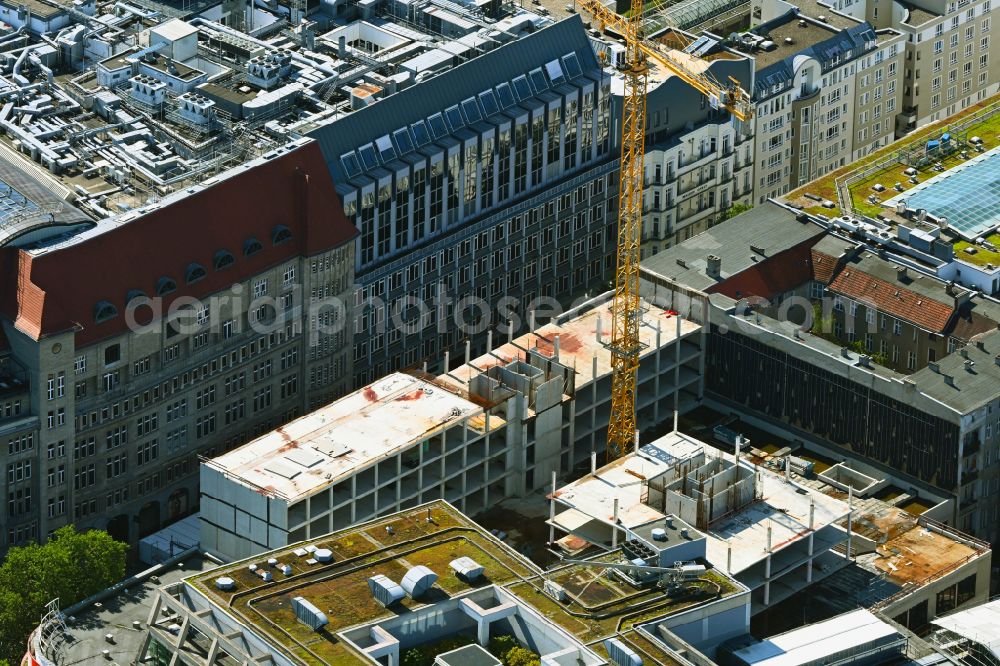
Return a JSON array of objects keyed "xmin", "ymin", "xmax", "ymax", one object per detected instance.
[{"xmin": 582, "ymin": 0, "xmax": 753, "ymax": 462}]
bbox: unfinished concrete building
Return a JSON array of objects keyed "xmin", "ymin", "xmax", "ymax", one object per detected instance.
[{"xmin": 199, "ymin": 296, "xmax": 705, "ymax": 561}]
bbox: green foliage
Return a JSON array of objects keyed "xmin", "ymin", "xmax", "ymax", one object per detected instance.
[
  {"xmin": 0, "ymin": 526, "xmax": 127, "ymax": 664},
  {"xmin": 721, "ymin": 202, "xmax": 753, "ymax": 221},
  {"xmin": 503, "ymin": 647, "xmax": 542, "ymax": 666},
  {"xmin": 810, "ymin": 305, "xmax": 890, "ymax": 367},
  {"xmin": 489, "ymin": 635, "xmax": 519, "ymax": 659},
  {"xmin": 402, "ymin": 648, "xmax": 431, "ymax": 666}
]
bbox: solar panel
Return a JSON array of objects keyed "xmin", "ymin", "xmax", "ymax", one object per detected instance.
[
  {"xmin": 889, "ymin": 149, "xmax": 1000, "ymax": 240},
  {"xmin": 479, "ymin": 90, "xmax": 499, "ymax": 117},
  {"xmin": 461, "ymin": 97, "xmax": 481, "ymax": 123},
  {"xmin": 340, "ymin": 151, "xmax": 362, "ymax": 178},
  {"xmin": 375, "ymin": 135, "xmax": 395, "ymax": 163},
  {"xmin": 444, "ymin": 104, "xmax": 465, "ymax": 131},
  {"xmin": 411, "ymin": 121, "xmax": 431, "ymax": 146},
  {"xmin": 496, "ymin": 82, "xmax": 516, "ymax": 108},
  {"xmin": 528, "ymin": 68, "xmax": 548, "ymax": 93},
  {"xmin": 392, "ymin": 127, "xmax": 414, "ymax": 154},
  {"xmin": 544, "ymin": 60, "xmax": 565, "ymax": 86},
  {"xmin": 512, "ymin": 75, "xmax": 531, "ymax": 101},
  {"xmin": 427, "ymin": 113, "xmax": 448, "ymax": 139},
  {"xmin": 358, "ymin": 143, "xmax": 378, "ymax": 170},
  {"xmin": 562, "ymin": 52, "xmax": 583, "ymax": 79}
]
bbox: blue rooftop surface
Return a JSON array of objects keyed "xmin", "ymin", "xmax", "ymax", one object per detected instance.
[
  {"xmin": 889, "ymin": 147, "xmax": 1000, "ymax": 240},
  {"xmin": 0, "ymin": 179, "xmax": 39, "ymax": 225}
]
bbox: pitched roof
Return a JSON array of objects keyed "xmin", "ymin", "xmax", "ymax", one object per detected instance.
[
  {"xmin": 640, "ymin": 201, "xmax": 825, "ymax": 292},
  {"xmin": 811, "ymin": 250, "xmax": 840, "ymax": 282},
  {"xmin": 827, "ymin": 268, "xmax": 955, "ymax": 332},
  {"xmin": 709, "ymin": 240, "xmax": 816, "ymax": 300},
  {"xmin": 0, "ymin": 140, "xmax": 356, "ymax": 347},
  {"xmin": 910, "ymin": 328, "xmax": 1000, "ymax": 413}
]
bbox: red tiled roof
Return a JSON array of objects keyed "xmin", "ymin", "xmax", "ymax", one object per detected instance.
[
  {"xmin": 708, "ymin": 239, "xmax": 816, "ymax": 301},
  {"xmin": 827, "ymin": 269, "xmax": 955, "ymax": 332},
  {"xmin": 0, "ymin": 141, "xmax": 357, "ymax": 347},
  {"xmin": 811, "ymin": 250, "xmax": 840, "ymax": 283}
]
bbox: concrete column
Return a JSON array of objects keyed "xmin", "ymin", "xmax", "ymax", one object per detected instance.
[
  {"xmin": 612, "ymin": 497, "xmax": 619, "ymax": 549},
  {"xmin": 591, "ymin": 451, "xmax": 597, "ymax": 475},
  {"xmin": 807, "ymin": 500, "xmax": 815, "ymax": 583},
  {"xmin": 596, "ymin": 314, "xmax": 603, "ymax": 343},
  {"xmin": 727, "ymin": 541, "xmax": 732, "ymax": 573},
  {"xmin": 673, "ymin": 312, "xmax": 681, "ymax": 432},
  {"xmin": 549, "ymin": 470, "xmax": 557, "ymax": 545},
  {"xmin": 465, "ymin": 339, "xmax": 471, "ymax": 366},
  {"xmin": 477, "ymin": 618, "xmax": 489, "ymax": 646},
  {"xmin": 847, "ymin": 485, "xmax": 854, "ymax": 560},
  {"xmin": 443, "ymin": 350, "xmax": 450, "ymax": 374},
  {"xmin": 486, "ymin": 330, "xmax": 493, "ymax": 354},
  {"xmin": 508, "ymin": 319, "xmax": 514, "ymax": 344},
  {"xmin": 655, "ymin": 320, "xmax": 662, "ymax": 424},
  {"xmin": 554, "ymin": 335, "xmax": 560, "ymax": 361},
  {"xmin": 764, "ymin": 521, "xmax": 772, "ymax": 606}
]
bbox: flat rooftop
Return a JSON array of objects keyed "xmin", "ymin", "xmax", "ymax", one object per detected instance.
[
  {"xmin": 206, "ymin": 373, "xmax": 498, "ymax": 501},
  {"xmin": 36, "ymin": 554, "xmax": 216, "ymax": 666},
  {"xmin": 552, "ymin": 431, "xmax": 706, "ymax": 530},
  {"xmin": 751, "ymin": 13, "xmax": 850, "ymax": 71},
  {"xmin": 440, "ymin": 298, "xmax": 701, "ymax": 394},
  {"xmin": 185, "ymin": 500, "xmax": 710, "ymax": 665},
  {"xmin": 552, "ymin": 431, "xmax": 851, "ymax": 576}
]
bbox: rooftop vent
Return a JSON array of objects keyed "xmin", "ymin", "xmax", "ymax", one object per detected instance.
[
  {"xmin": 401, "ymin": 566, "xmax": 438, "ymax": 599},
  {"xmin": 313, "ymin": 548, "xmax": 333, "ymax": 563},
  {"xmin": 450, "ymin": 557, "xmax": 485, "ymax": 581},
  {"xmin": 750, "ymin": 244, "xmax": 766, "ymax": 255},
  {"xmin": 784, "ymin": 37, "xmax": 794, "ymax": 44},
  {"xmin": 214, "ymin": 577, "xmax": 235, "ymax": 591},
  {"xmin": 292, "ymin": 597, "xmax": 328, "ymax": 631},
  {"xmin": 964, "ymin": 359, "xmax": 975, "ymax": 371},
  {"xmin": 798, "ymin": 19, "xmax": 807, "ymax": 26},
  {"xmin": 368, "ymin": 574, "xmax": 405, "ymax": 607},
  {"xmin": 651, "ymin": 528, "xmax": 667, "ymax": 541},
  {"xmin": 706, "ymin": 254, "xmax": 722, "ymax": 279}
]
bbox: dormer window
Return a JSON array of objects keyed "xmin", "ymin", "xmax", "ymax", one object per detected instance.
[
  {"xmin": 125, "ymin": 289, "xmax": 147, "ymax": 304},
  {"xmin": 156, "ymin": 277, "xmax": 177, "ymax": 296},
  {"xmin": 244, "ymin": 238, "xmax": 263, "ymax": 257},
  {"xmin": 214, "ymin": 250, "xmax": 235, "ymax": 270},
  {"xmin": 272, "ymin": 225, "xmax": 292, "ymax": 245},
  {"xmin": 186, "ymin": 263, "xmax": 207, "ymax": 284},
  {"xmin": 94, "ymin": 301, "xmax": 118, "ymax": 324}
]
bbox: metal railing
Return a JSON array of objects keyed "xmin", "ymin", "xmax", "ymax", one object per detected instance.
[{"xmin": 833, "ymin": 98, "xmax": 1000, "ymax": 215}]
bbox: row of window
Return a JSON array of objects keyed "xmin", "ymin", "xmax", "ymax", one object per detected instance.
[{"xmin": 93, "ymin": 226, "xmax": 294, "ymax": 324}]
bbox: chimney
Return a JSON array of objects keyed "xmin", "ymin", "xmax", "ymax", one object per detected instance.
[
  {"xmin": 706, "ymin": 254, "xmax": 722, "ymax": 279},
  {"xmin": 928, "ymin": 361, "xmax": 940, "ymax": 373},
  {"xmin": 896, "ymin": 266, "xmax": 908, "ymax": 281},
  {"xmin": 964, "ymin": 359, "xmax": 975, "ymax": 371},
  {"xmin": 944, "ymin": 374, "xmax": 955, "ymax": 387},
  {"xmin": 975, "ymin": 340, "xmax": 986, "ymax": 352},
  {"xmin": 946, "ymin": 281, "xmax": 957, "ymax": 295},
  {"xmin": 995, "ymin": 354, "xmax": 1000, "ymax": 368}
]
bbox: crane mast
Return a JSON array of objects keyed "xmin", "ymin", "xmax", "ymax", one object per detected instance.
[
  {"xmin": 604, "ymin": 0, "xmax": 647, "ymax": 463},
  {"xmin": 584, "ymin": 0, "xmax": 753, "ymax": 463}
]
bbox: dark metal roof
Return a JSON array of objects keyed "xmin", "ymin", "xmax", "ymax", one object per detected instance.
[{"xmin": 307, "ymin": 15, "xmax": 601, "ymax": 183}]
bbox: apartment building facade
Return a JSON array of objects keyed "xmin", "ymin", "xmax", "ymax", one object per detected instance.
[
  {"xmin": 749, "ymin": 0, "xmax": 906, "ymax": 201},
  {"xmin": 0, "ymin": 140, "xmax": 356, "ymax": 552},
  {"xmin": 826, "ymin": 0, "xmax": 1000, "ymax": 131},
  {"xmin": 639, "ymin": 49, "xmax": 756, "ymax": 254},
  {"xmin": 307, "ymin": 17, "xmax": 619, "ymax": 389}
]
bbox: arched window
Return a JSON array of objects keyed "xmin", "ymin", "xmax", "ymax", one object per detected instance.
[
  {"xmin": 156, "ymin": 277, "xmax": 177, "ymax": 296},
  {"xmin": 272, "ymin": 225, "xmax": 292, "ymax": 245},
  {"xmin": 94, "ymin": 301, "xmax": 118, "ymax": 323},
  {"xmin": 125, "ymin": 289, "xmax": 147, "ymax": 304},
  {"xmin": 244, "ymin": 237, "xmax": 263, "ymax": 257},
  {"xmin": 186, "ymin": 263, "xmax": 207, "ymax": 284},
  {"xmin": 214, "ymin": 250, "xmax": 235, "ymax": 270}
]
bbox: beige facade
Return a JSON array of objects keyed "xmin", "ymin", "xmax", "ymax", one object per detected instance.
[{"xmin": 752, "ymin": 0, "xmax": 907, "ymax": 202}]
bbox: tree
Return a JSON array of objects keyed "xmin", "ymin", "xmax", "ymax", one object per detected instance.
[
  {"xmin": 504, "ymin": 647, "xmax": 541, "ymax": 666},
  {"xmin": 721, "ymin": 202, "xmax": 753, "ymax": 221},
  {"xmin": 0, "ymin": 527, "xmax": 126, "ymax": 664}
]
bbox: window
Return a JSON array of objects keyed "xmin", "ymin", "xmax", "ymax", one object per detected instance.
[
  {"xmin": 907, "ymin": 351, "xmax": 917, "ymax": 370},
  {"xmin": 106, "ymin": 452, "xmax": 128, "ymax": 479},
  {"xmin": 136, "ymin": 413, "xmax": 158, "ymax": 437},
  {"xmin": 94, "ymin": 301, "xmax": 118, "ymax": 323},
  {"xmin": 74, "ymin": 356, "xmax": 87, "ymax": 375},
  {"xmin": 253, "ymin": 278, "xmax": 268, "ymax": 298},
  {"xmin": 213, "ymin": 250, "xmax": 235, "ymax": 270},
  {"xmin": 136, "ymin": 440, "xmax": 158, "ymax": 466},
  {"xmin": 272, "ymin": 225, "xmax": 292, "ymax": 245},
  {"xmin": 196, "ymin": 414, "xmax": 216, "ymax": 438},
  {"xmin": 282, "ymin": 265, "xmax": 295, "ymax": 287},
  {"xmin": 244, "ymin": 237, "xmax": 263, "ymax": 256},
  {"xmin": 185, "ymin": 263, "xmax": 206, "ymax": 284},
  {"xmin": 156, "ymin": 276, "xmax": 177, "ymax": 296}
]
